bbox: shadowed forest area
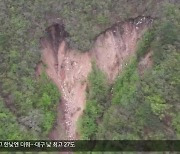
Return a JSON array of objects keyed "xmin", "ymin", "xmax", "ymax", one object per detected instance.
[{"xmin": 0, "ymin": 0, "xmax": 179, "ymax": 150}]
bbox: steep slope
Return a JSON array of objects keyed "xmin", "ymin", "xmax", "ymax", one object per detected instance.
[{"xmin": 40, "ymin": 17, "xmax": 153, "ymax": 140}]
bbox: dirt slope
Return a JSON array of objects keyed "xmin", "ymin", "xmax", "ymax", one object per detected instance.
[{"xmin": 40, "ymin": 16, "xmax": 153, "ymax": 140}]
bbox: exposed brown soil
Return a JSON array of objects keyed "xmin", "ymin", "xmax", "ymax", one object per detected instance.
[
  {"xmin": 138, "ymin": 51, "xmax": 153, "ymax": 76},
  {"xmin": 39, "ymin": 16, "xmax": 153, "ymax": 140}
]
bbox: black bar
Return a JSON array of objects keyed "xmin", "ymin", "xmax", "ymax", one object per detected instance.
[{"xmin": 0, "ymin": 140, "xmax": 180, "ymax": 152}]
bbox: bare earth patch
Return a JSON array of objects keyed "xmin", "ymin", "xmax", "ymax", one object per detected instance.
[
  {"xmin": 138, "ymin": 51, "xmax": 153, "ymax": 76},
  {"xmin": 40, "ymin": 17, "xmax": 152, "ymax": 140}
]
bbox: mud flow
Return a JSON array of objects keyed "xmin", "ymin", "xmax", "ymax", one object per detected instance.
[{"xmin": 38, "ymin": 17, "xmax": 153, "ymax": 140}]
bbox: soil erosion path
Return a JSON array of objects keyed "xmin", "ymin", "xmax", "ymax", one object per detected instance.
[{"xmin": 40, "ymin": 16, "xmax": 153, "ymax": 140}]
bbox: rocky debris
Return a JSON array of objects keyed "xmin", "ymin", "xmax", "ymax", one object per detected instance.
[
  {"xmin": 134, "ymin": 16, "xmax": 153, "ymax": 30},
  {"xmin": 60, "ymin": 81, "xmax": 75, "ymax": 140}
]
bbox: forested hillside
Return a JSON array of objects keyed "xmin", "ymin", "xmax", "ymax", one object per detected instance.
[
  {"xmin": 0, "ymin": 0, "xmax": 179, "ymax": 143},
  {"xmin": 0, "ymin": 0, "xmax": 61, "ymax": 139},
  {"xmin": 80, "ymin": 3, "xmax": 180, "ymax": 140}
]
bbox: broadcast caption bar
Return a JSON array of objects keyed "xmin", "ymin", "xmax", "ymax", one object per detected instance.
[{"xmin": 0, "ymin": 140, "xmax": 180, "ymax": 152}]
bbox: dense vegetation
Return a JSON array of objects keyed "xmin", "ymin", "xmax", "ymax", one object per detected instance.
[
  {"xmin": 0, "ymin": 0, "xmax": 63, "ymax": 139},
  {"xmin": 0, "ymin": 0, "xmax": 170, "ymax": 51},
  {"xmin": 79, "ymin": 62, "xmax": 109, "ymax": 139},
  {"xmin": 58, "ymin": 0, "xmax": 166, "ymax": 51},
  {"xmin": 80, "ymin": 3, "xmax": 180, "ymax": 140},
  {"xmin": 0, "ymin": 69, "xmax": 60, "ymax": 139}
]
